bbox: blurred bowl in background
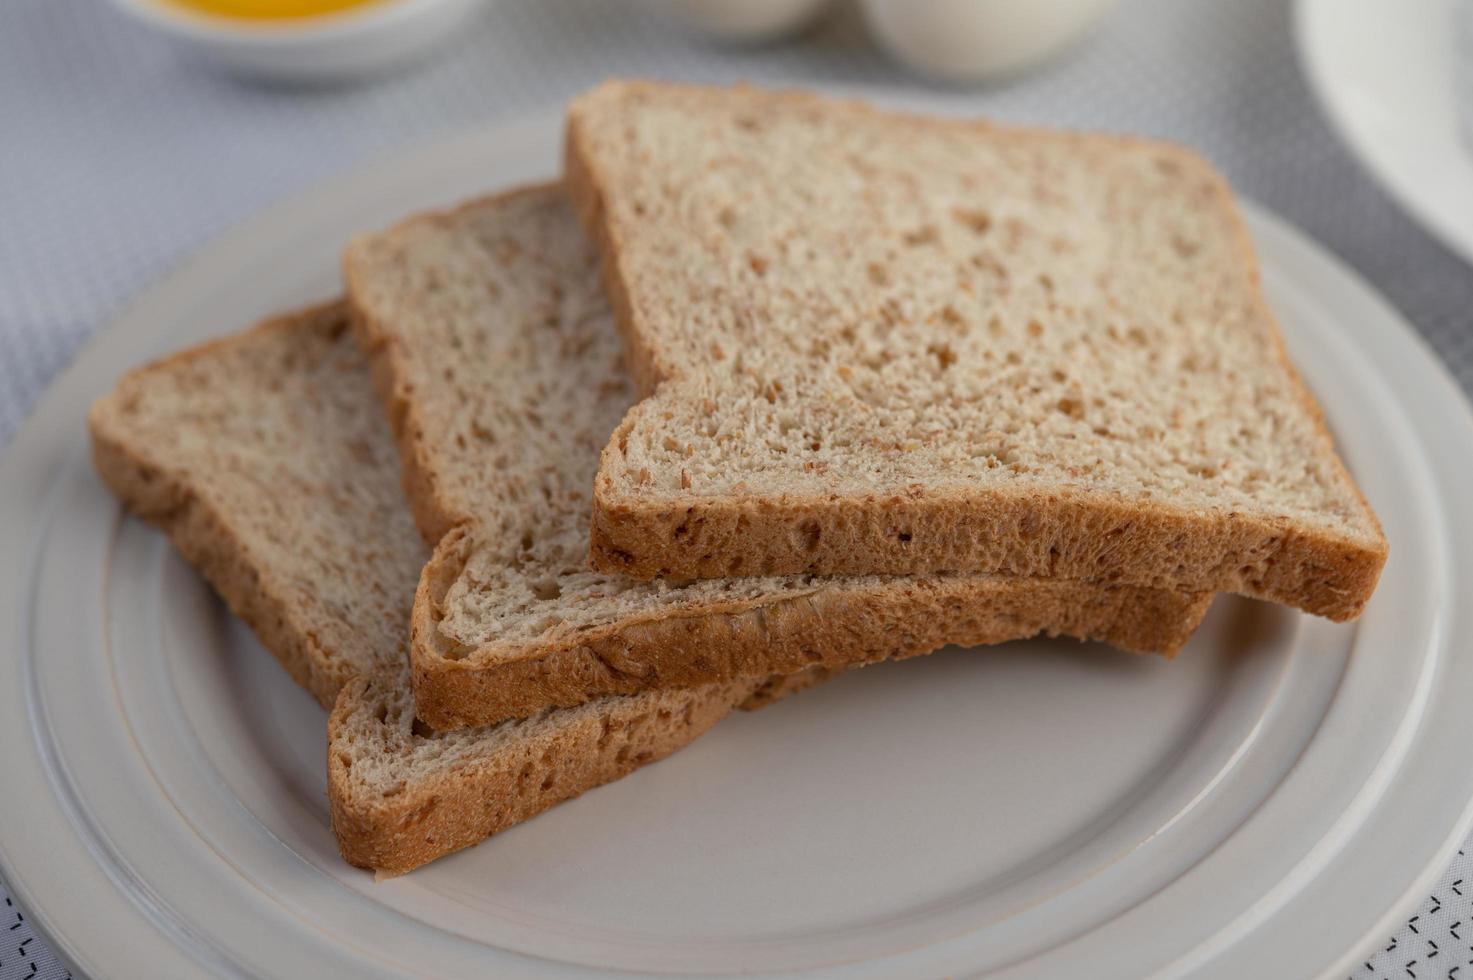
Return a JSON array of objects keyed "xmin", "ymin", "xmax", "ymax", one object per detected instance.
[
  {"xmin": 645, "ymin": 0, "xmax": 833, "ymax": 44},
  {"xmin": 861, "ymin": 0, "xmax": 1117, "ymax": 84},
  {"xmin": 108, "ymin": 0, "xmax": 487, "ymax": 83}
]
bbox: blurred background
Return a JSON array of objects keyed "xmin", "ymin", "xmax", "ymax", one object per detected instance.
[
  {"xmin": 1, "ymin": 1, "xmax": 1470, "ymax": 978},
  {"xmin": 2, "ymin": 0, "xmax": 1470, "ymax": 450}
]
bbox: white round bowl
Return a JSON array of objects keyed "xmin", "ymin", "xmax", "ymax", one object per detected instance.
[{"xmin": 108, "ymin": 0, "xmax": 487, "ymax": 84}]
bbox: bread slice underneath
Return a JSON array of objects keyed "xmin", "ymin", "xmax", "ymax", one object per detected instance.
[
  {"xmin": 343, "ymin": 185, "xmax": 1214, "ymax": 731},
  {"xmin": 564, "ymin": 81, "xmax": 1387, "ymax": 620},
  {"xmin": 86, "ymin": 302, "xmax": 824, "ymax": 874}
]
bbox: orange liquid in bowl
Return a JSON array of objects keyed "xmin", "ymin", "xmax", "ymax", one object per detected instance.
[{"xmin": 159, "ymin": 0, "xmax": 388, "ymax": 20}]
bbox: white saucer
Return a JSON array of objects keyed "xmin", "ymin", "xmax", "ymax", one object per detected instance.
[
  {"xmin": 2, "ymin": 107, "xmax": 1472, "ymax": 978},
  {"xmin": 1297, "ymin": 0, "xmax": 1473, "ymax": 265}
]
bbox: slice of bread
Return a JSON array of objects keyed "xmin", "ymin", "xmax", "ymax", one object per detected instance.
[
  {"xmin": 87, "ymin": 303, "xmax": 815, "ymax": 874},
  {"xmin": 343, "ymin": 186, "xmax": 1213, "ymax": 731},
  {"xmin": 564, "ymin": 81, "xmax": 1388, "ymax": 621}
]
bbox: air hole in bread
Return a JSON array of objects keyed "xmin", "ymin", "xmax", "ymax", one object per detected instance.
[
  {"xmin": 952, "ymin": 207, "xmax": 992, "ymax": 235},
  {"xmin": 903, "ymin": 226, "xmax": 937, "ymax": 246},
  {"xmin": 799, "ymin": 520, "xmax": 821, "ymax": 551},
  {"xmin": 928, "ymin": 344, "xmax": 957, "ymax": 370}
]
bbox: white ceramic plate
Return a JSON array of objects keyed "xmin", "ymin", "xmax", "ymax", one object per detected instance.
[
  {"xmin": 3, "ymin": 108, "xmax": 1473, "ymax": 980},
  {"xmin": 1296, "ymin": 0, "xmax": 1473, "ymax": 265}
]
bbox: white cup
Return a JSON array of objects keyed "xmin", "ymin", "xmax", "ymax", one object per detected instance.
[{"xmin": 861, "ymin": 0, "xmax": 1118, "ymax": 84}]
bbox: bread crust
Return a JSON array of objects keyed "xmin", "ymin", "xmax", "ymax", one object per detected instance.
[
  {"xmin": 327, "ymin": 676, "xmax": 744, "ymax": 875},
  {"xmin": 410, "ymin": 522, "xmax": 1210, "ymax": 729},
  {"xmin": 564, "ymin": 81, "xmax": 1388, "ymax": 622},
  {"xmin": 584, "ymin": 475, "xmax": 1380, "ymax": 621}
]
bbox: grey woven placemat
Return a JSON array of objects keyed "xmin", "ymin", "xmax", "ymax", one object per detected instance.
[{"xmin": 1, "ymin": 0, "xmax": 1469, "ymax": 976}]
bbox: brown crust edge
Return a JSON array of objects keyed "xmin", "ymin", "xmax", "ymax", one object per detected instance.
[
  {"xmin": 563, "ymin": 80, "xmax": 1388, "ymax": 622},
  {"xmin": 327, "ymin": 678, "xmax": 745, "ymax": 875},
  {"xmin": 738, "ymin": 665, "xmax": 838, "ymax": 710},
  {"xmin": 410, "ymin": 524, "xmax": 1211, "ymax": 730},
  {"xmin": 586, "ymin": 474, "xmax": 1380, "ymax": 621}
]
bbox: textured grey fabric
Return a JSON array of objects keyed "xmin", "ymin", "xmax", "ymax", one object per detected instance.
[{"xmin": 1, "ymin": 1, "xmax": 1469, "ymax": 976}]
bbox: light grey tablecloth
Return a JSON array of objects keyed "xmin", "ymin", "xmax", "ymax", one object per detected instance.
[{"xmin": 2, "ymin": 1, "xmax": 1470, "ymax": 977}]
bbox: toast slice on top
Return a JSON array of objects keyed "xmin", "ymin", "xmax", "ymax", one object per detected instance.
[
  {"xmin": 564, "ymin": 80, "xmax": 1387, "ymax": 621},
  {"xmin": 343, "ymin": 186, "xmax": 1213, "ymax": 731}
]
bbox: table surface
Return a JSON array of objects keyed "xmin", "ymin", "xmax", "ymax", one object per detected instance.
[{"xmin": 2, "ymin": 0, "xmax": 1470, "ymax": 977}]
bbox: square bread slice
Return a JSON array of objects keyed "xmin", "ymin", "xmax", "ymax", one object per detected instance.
[
  {"xmin": 87, "ymin": 302, "xmax": 821, "ymax": 875},
  {"xmin": 564, "ymin": 81, "xmax": 1388, "ymax": 621},
  {"xmin": 343, "ymin": 185, "xmax": 1214, "ymax": 731}
]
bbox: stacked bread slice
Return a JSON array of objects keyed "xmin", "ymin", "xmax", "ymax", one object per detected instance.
[
  {"xmin": 90, "ymin": 305, "xmax": 817, "ymax": 874},
  {"xmin": 565, "ymin": 81, "xmax": 1387, "ymax": 620},
  {"xmin": 342, "ymin": 186, "xmax": 1210, "ymax": 730},
  {"xmin": 87, "ymin": 82, "xmax": 1384, "ymax": 874}
]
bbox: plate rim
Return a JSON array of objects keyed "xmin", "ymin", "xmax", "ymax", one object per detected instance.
[{"xmin": 1, "ymin": 106, "xmax": 1472, "ymax": 979}]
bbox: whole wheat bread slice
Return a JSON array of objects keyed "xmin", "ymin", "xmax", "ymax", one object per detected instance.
[
  {"xmin": 343, "ymin": 185, "xmax": 1213, "ymax": 731},
  {"xmin": 87, "ymin": 303, "xmax": 825, "ymax": 874},
  {"xmin": 564, "ymin": 81, "xmax": 1388, "ymax": 621}
]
